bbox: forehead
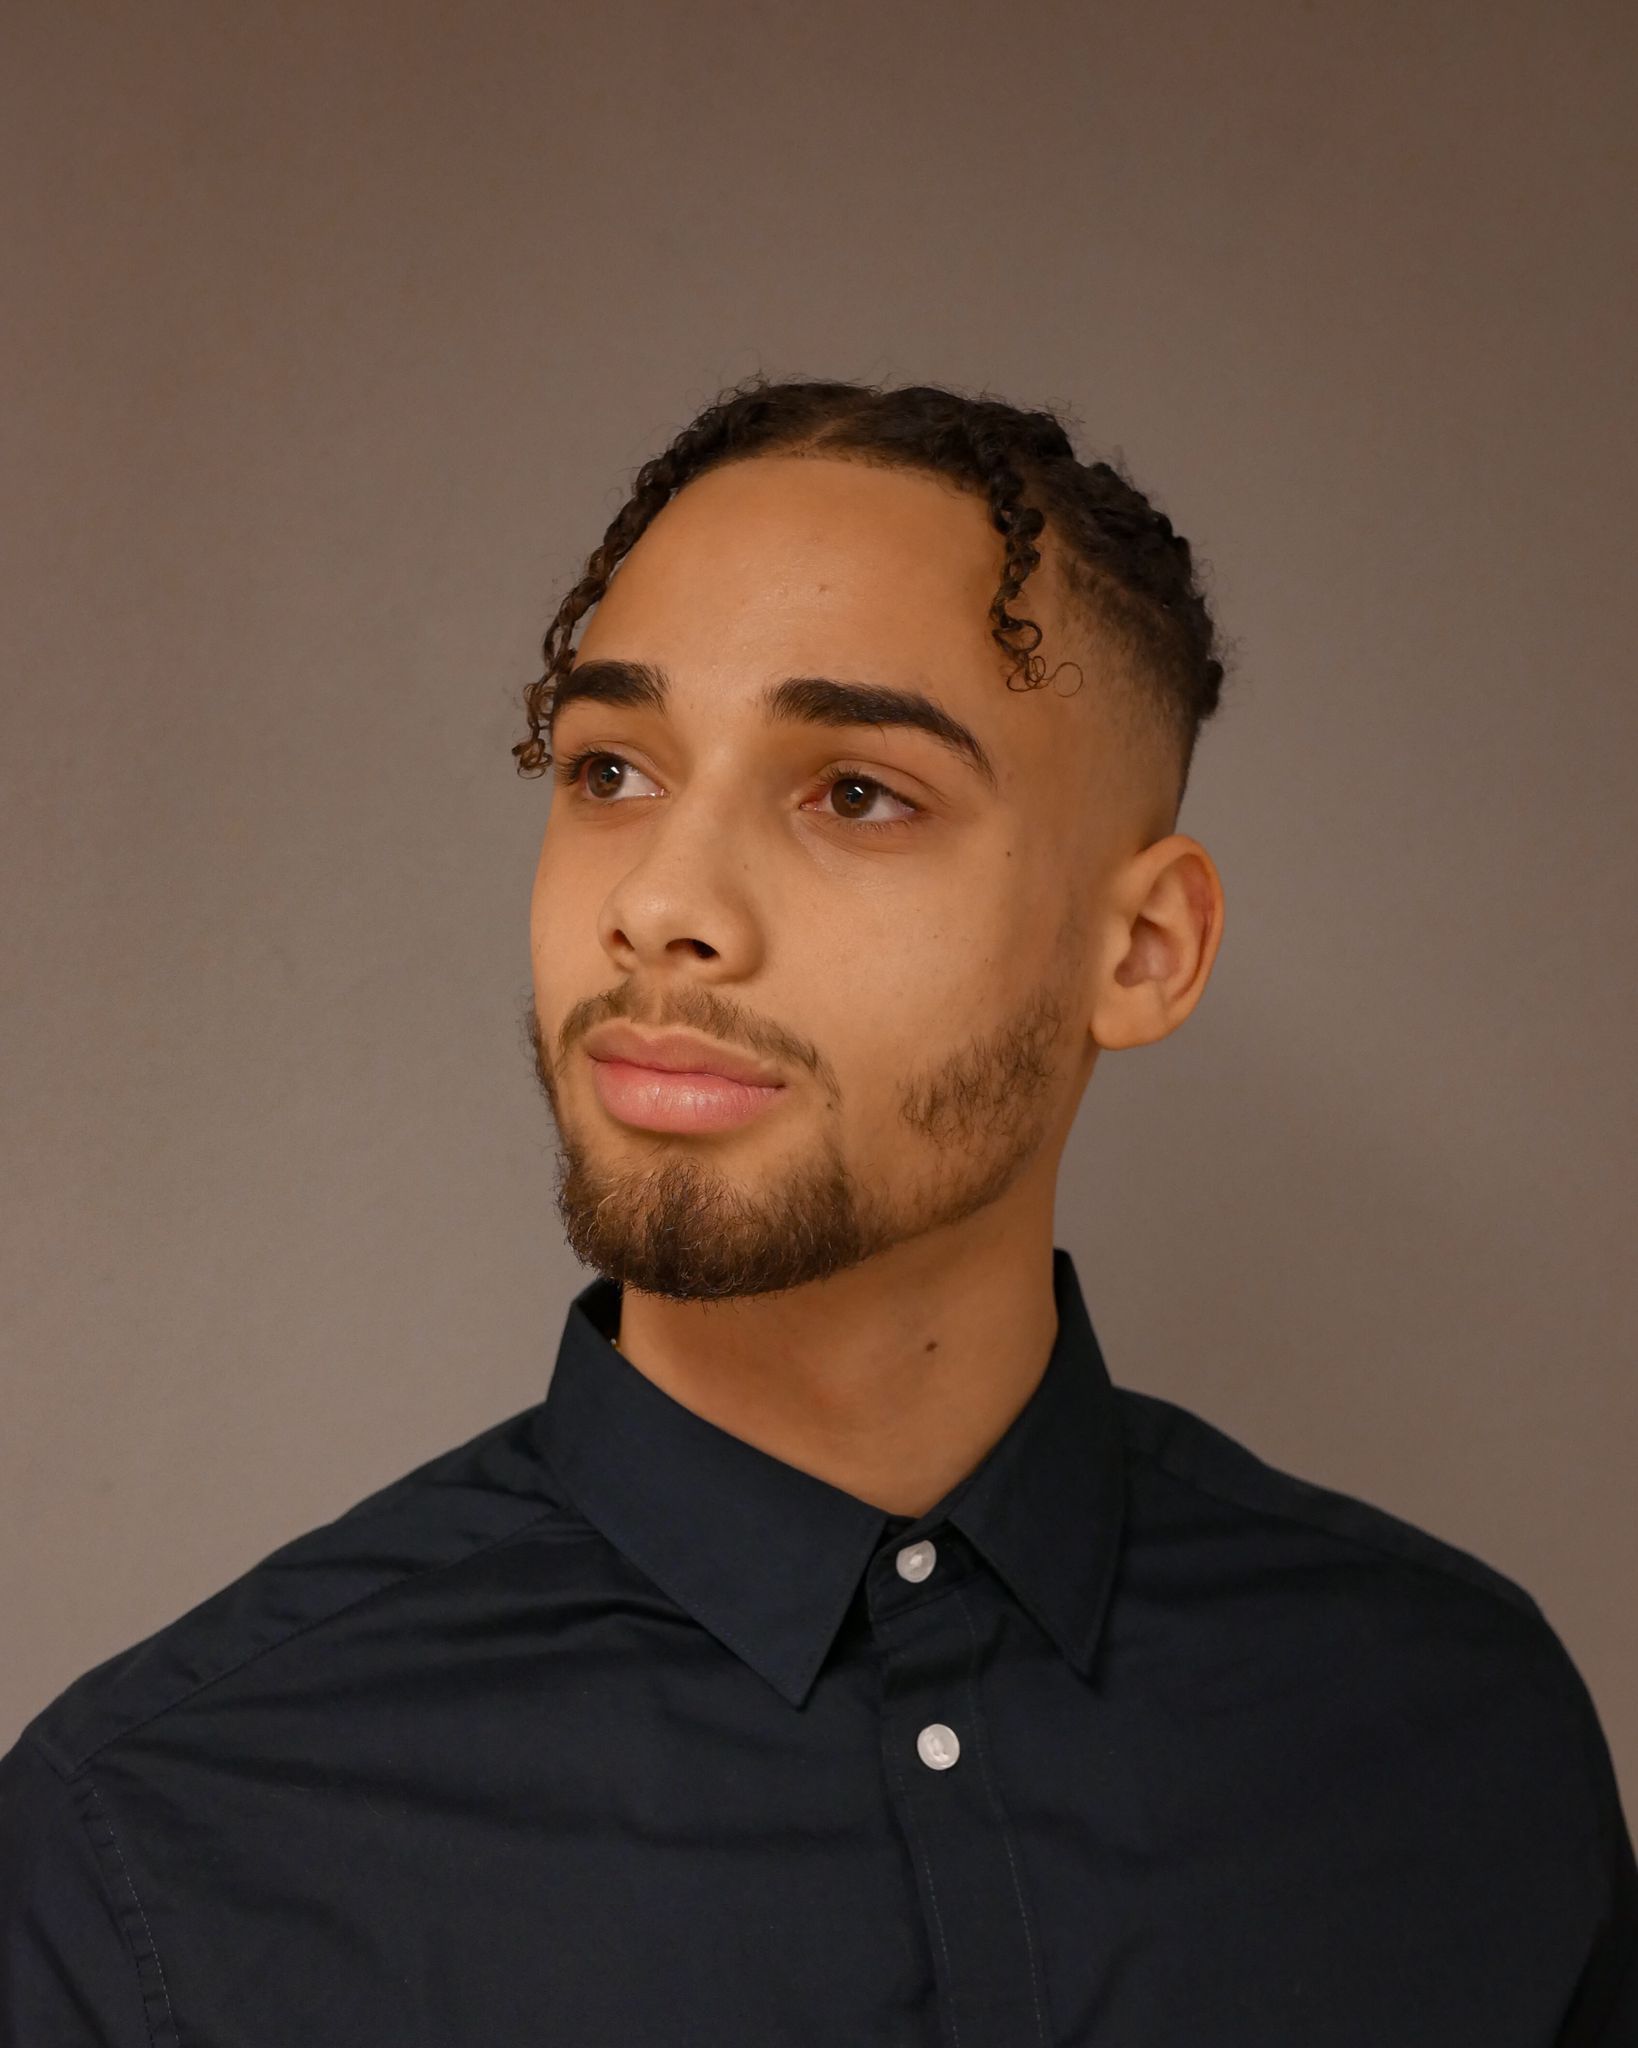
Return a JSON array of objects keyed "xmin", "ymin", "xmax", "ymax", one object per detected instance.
[{"xmin": 579, "ymin": 453, "xmax": 1056, "ymax": 689}]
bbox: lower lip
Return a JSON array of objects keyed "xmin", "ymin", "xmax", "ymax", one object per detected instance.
[{"xmin": 587, "ymin": 1055, "xmax": 787, "ymax": 1133}]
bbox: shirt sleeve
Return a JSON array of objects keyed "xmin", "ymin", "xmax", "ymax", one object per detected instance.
[
  {"xmin": 1553, "ymin": 1649, "xmax": 1638, "ymax": 2046},
  {"xmin": 0, "ymin": 1733, "xmax": 155, "ymax": 2047}
]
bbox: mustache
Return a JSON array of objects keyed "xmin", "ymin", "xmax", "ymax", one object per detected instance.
[
  {"xmin": 522, "ymin": 986, "xmax": 825, "ymax": 1094},
  {"xmin": 564, "ymin": 990, "xmax": 814, "ymax": 1077}
]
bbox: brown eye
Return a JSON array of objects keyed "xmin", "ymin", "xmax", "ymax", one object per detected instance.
[
  {"xmin": 554, "ymin": 749, "xmax": 659, "ymax": 803},
  {"xmin": 814, "ymin": 770, "xmax": 920, "ymax": 831}
]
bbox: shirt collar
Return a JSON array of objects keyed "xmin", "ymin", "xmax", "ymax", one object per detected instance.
[{"xmin": 533, "ymin": 1246, "xmax": 1127, "ymax": 1709}]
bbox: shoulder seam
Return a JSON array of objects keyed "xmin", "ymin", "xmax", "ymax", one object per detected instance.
[
  {"xmin": 1121, "ymin": 1390, "xmax": 1543, "ymax": 1623},
  {"xmin": 37, "ymin": 1504, "xmax": 567, "ymax": 1780},
  {"xmin": 20, "ymin": 1726, "xmax": 74, "ymax": 1783}
]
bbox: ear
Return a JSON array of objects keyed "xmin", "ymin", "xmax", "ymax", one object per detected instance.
[{"xmin": 1089, "ymin": 835, "xmax": 1225, "ymax": 1051}]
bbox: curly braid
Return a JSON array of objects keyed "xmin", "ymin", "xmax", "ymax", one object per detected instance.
[{"xmin": 513, "ymin": 374, "xmax": 1227, "ymax": 814}]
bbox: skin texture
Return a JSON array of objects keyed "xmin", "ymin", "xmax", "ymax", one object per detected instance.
[{"xmin": 525, "ymin": 452, "xmax": 1224, "ymax": 1516}]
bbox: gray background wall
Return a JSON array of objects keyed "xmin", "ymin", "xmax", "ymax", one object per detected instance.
[{"xmin": 4, "ymin": 0, "xmax": 1634, "ymax": 1822}]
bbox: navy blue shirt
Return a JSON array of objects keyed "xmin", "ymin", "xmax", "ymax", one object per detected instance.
[{"xmin": 3, "ymin": 1248, "xmax": 1634, "ymax": 2044}]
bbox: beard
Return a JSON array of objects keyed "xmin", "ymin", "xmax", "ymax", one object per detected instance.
[{"xmin": 521, "ymin": 963, "xmax": 1072, "ymax": 1304}]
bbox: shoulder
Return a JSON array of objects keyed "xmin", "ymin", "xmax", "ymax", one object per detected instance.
[
  {"xmin": 1116, "ymin": 1382, "xmax": 1544, "ymax": 1617},
  {"xmin": 14, "ymin": 1401, "xmax": 571, "ymax": 1785},
  {"xmin": 1112, "ymin": 1384, "xmax": 1606, "ymax": 1788},
  {"xmin": 1111, "ymin": 1386, "xmax": 1637, "ymax": 2016}
]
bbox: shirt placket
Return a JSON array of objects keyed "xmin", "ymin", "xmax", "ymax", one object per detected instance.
[{"xmin": 870, "ymin": 1529, "xmax": 1052, "ymax": 2048}]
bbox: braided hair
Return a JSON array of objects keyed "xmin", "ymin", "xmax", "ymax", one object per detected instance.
[{"xmin": 513, "ymin": 375, "xmax": 1226, "ymax": 817}]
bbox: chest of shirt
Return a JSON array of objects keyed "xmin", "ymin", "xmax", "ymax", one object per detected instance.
[{"xmin": 80, "ymin": 1536, "xmax": 1593, "ymax": 2048}]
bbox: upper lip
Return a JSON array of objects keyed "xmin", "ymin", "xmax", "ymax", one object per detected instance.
[{"xmin": 582, "ymin": 1023, "xmax": 786, "ymax": 1089}]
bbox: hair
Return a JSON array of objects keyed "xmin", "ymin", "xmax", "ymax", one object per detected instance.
[{"xmin": 513, "ymin": 374, "xmax": 1227, "ymax": 820}]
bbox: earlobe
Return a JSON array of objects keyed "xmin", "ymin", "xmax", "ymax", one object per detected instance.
[{"xmin": 1089, "ymin": 963, "xmax": 1170, "ymax": 1052}]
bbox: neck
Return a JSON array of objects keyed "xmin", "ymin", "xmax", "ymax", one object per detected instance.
[{"xmin": 608, "ymin": 1206, "xmax": 1061, "ymax": 1518}]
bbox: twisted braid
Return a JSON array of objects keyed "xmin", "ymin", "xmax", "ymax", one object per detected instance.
[{"xmin": 513, "ymin": 374, "xmax": 1226, "ymax": 810}]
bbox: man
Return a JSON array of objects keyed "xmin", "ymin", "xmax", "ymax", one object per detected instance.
[{"xmin": 3, "ymin": 376, "xmax": 1633, "ymax": 2044}]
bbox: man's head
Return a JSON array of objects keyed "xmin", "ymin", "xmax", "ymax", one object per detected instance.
[{"xmin": 519, "ymin": 377, "xmax": 1226, "ymax": 1301}]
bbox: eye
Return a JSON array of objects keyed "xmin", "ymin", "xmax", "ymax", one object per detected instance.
[
  {"xmin": 552, "ymin": 748, "xmax": 924, "ymax": 836},
  {"xmin": 808, "ymin": 767, "xmax": 921, "ymax": 833},
  {"xmin": 551, "ymin": 748, "xmax": 661, "ymax": 804}
]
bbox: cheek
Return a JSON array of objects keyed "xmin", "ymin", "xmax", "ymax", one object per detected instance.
[
  {"xmin": 530, "ymin": 831, "xmax": 598, "ymax": 960},
  {"xmin": 808, "ymin": 899, "xmax": 1024, "ymax": 1075},
  {"xmin": 863, "ymin": 865, "xmax": 1031, "ymax": 995},
  {"xmin": 527, "ymin": 881, "xmax": 560, "ymax": 978},
  {"xmin": 528, "ymin": 897, "xmax": 594, "ymax": 1026}
]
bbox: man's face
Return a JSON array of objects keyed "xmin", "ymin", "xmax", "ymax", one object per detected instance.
[{"xmin": 526, "ymin": 452, "xmax": 1136, "ymax": 1300}]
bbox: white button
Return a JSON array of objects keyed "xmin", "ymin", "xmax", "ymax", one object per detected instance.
[
  {"xmin": 895, "ymin": 1539, "xmax": 937, "ymax": 1583},
  {"xmin": 916, "ymin": 1722, "xmax": 961, "ymax": 1770}
]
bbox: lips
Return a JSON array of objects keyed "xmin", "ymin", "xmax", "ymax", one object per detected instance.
[
  {"xmin": 585, "ymin": 1051, "xmax": 787, "ymax": 1134},
  {"xmin": 578, "ymin": 1020, "xmax": 791, "ymax": 1134},
  {"xmin": 581, "ymin": 1023, "xmax": 784, "ymax": 1090}
]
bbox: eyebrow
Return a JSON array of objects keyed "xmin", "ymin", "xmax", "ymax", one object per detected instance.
[{"xmin": 545, "ymin": 657, "xmax": 1000, "ymax": 794}]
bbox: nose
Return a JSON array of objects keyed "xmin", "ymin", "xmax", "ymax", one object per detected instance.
[{"xmin": 594, "ymin": 782, "xmax": 770, "ymax": 985}]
